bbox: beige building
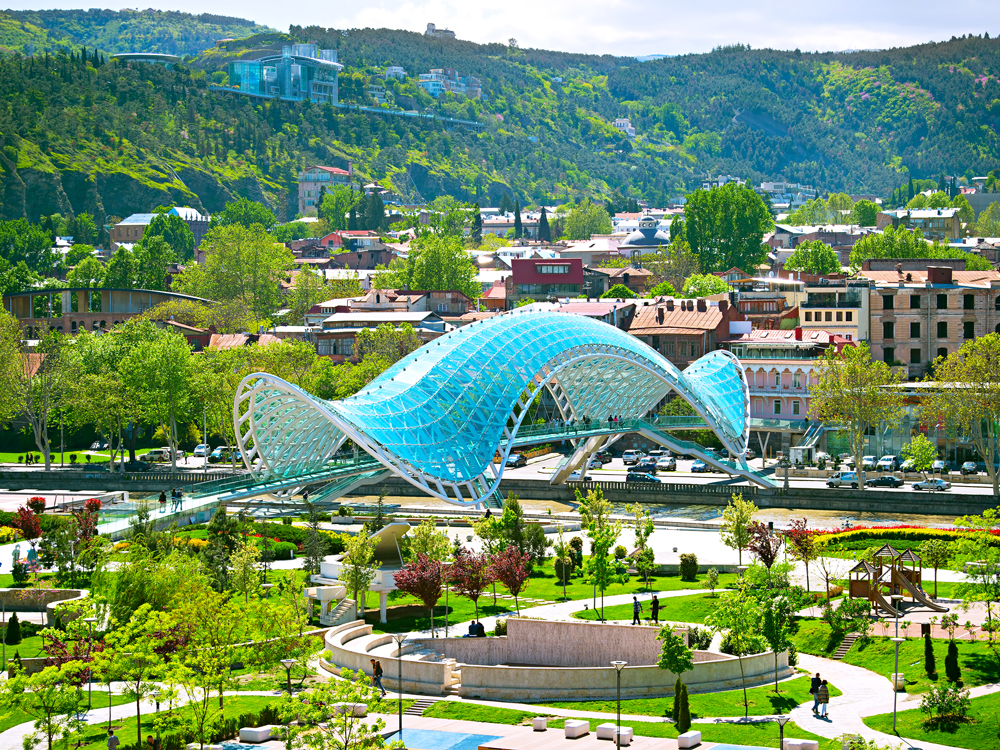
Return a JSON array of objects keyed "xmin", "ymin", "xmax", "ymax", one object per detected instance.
[{"xmin": 798, "ymin": 279, "xmax": 871, "ymax": 342}]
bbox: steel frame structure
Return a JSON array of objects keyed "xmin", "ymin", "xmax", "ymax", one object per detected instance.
[{"xmin": 233, "ymin": 309, "xmax": 753, "ymax": 507}]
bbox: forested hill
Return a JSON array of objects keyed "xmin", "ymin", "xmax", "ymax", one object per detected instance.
[
  {"xmin": 0, "ymin": 9, "xmax": 273, "ymax": 56},
  {"xmin": 0, "ymin": 22, "xmax": 999, "ymax": 224}
]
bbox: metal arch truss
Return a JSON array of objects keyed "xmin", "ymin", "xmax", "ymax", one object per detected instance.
[{"xmin": 232, "ymin": 309, "xmax": 753, "ymax": 507}]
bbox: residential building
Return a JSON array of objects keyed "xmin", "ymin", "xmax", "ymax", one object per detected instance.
[
  {"xmin": 418, "ymin": 68, "xmax": 481, "ymax": 98},
  {"xmin": 604, "ymin": 265, "xmax": 655, "ymax": 295},
  {"xmin": 313, "ymin": 310, "xmax": 449, "ymax": 362},
  {"xmin": 327, "ymin": 247, "xmax": 397, "ymax": 270},
  {"xmin": 317, "ymin": 229, "xmax": 378, "ymax": 250},
  {"xmin": 757, "ymin": 181, "xmax": 818, "ymax": 210},
  {"xmin": 627, "ymin": 297, "xmax": 744, "ymax": 369},
  {"xmin": 110, "ymin": 213, "xmax": 155, "ymax": 250},
  {"xmin": 222, "ymin": 44, "xmax": 342, "ymax": 104},
  {"xmin": 479, "ymin": 279, "xmax": 508, "ymax": 311},
  {"xmin": 701, "ymin": 175, "xmax": 745, "ymax": 190},
  {"xmin": 385, "ymin": 66, "xmax": 407, "ymax": 78},
  {"xmin": 613, "ymin": 118, "xmax": 636, "ymax": 138},
  {"xmin": 481, "ymin": 213, "xmax": 540, "ymax": 238},
  {"xmin": 859, "ymin": 264, "xmax": 1000, "ymax": 378},
  {"xmin": 877, "ymin": 208, "xmax": 962, "ymax": 241},
  {"xmin": 506, "ymin": 258, "xmax": 584, "ymax": 304},
  {"xmin": 298, "ymin": 164, "xmax": 353, "ymax": 215},
  {"xmin": 368, "ymin": 80, "xmax": 386, "ymax": 104},
  {"xmin": 798, "ymin": 278, "xmax": 871, "ymax": 342},
  {"xmin": 425, "ymin": 23, "xmax": 456, "ymax": 39}
]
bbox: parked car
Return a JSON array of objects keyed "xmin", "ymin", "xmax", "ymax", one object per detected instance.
[
  {"xmin": 622, "ymin": 450, "xmax": 645, "ymax": 466},
  {"xmin": 913, "ymin": 478, "xmax": 951, "ymax": 491},
  {"xmin": 900, "ymin": 458, "xmax": 916, "ymax": 472},
  {"xmin": 865, "ymin": 475, "xmax": 903, "ymax": 488},
  {"xmin": 139, "ymin": 448, "xmax": 171, "ymax": 463},
  {"xmin": 647, "ymin": 449, "xmax": 668, "ymax": 459},
  {"xmin": 656, "ymin": 456, "xmax": 677, "ymax": 471},
  {"xmin": 816, "ymin": 451, "xmax": 832, "ymax": 463},
  {"xmin": 568, "ymin": 469, "xmax": 584, "ymax": 481},
  {"xmin": 635, "ymin": 459, "xmax": 659, "ymax": 475},
  {"xmin": 193, "ymin": 444, "xmax": 211, "ymax": 458},
  {"xmin": 932, "ymin": 459, "xmax": 948, "ymax": 473},
  {"xmin": 691, "ymin": 459, "xmax": 709, "ymax": 473},
  {"xmin": 209, "ymin": 446, "xmax": 234, "ymax": 463},
  {"xmin": 827, "ymin": 471, "xmax": 859, "ymax": 489},
  {"xmin": 625, "ymin": 472, "xmax": 659, "ymax": 483},
  {"xmin": 89, "ymin": 439, "xmax": 109, "ymax": 451},
  {"xmin": 960, "ymin": 461, "xmax": 979, "ymax": 475},
  {"xmin": 594, "ymin": 450, "xmax": 613, "ymax": 463},
  {"xmin": 861, "ymin": 455, "xmax": 877, "ymax": 470},
  {"xmin": 587, "ymin": 458, "xmax": 604, "ymax": 470},
  {"xmin": 745, "ymin": 448, "xmax": 756, "ymax": 460},
  {"xmin": 123, "ymin": 460, "xmax": 150, "ymax": 473},
  {"xmin": 876, "ymin": 455, "xmax": 899, "ymax": 472},
  {"xmin": 505, "ymin": 454, "xmax": 527, "ymax": 468}
]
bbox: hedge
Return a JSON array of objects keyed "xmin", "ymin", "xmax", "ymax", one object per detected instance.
[
  {"xmin": 815, "ymin": 527, "xmax": 995, "ymax": 547},
  {"xmin": 115, "ymin": 703, "xmax": 282, "ymax": 750},
  {"xmin": 270, "ymin": 541, "xmax": 297, "ymax": 559}
]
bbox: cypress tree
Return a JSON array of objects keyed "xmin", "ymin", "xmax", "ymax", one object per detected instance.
[
  {"xmin": 538, "ymin": 207, "xmax": 551, "ymax": 242},
  {"xmin": 945, "ymin": 641, "xmax": 961, "ymax": 683},
  {"xmin": 907, "ymin": 177, "xmax": 915, "ymax": 201},
  {"xmin": 672, "ymin": 676, "xmax": 682, "ymax": 721},
  {"xmin": 5, "ymin": 612, "xmax": 21, "ymax": 645},
  {"xmin": 924, "ymin": 632, "xmax": 936, "ymax": 677},
  {"xmin": 514, "ymin": 200, "xmax": 523, "ymax": 239},
  {"xmin": 471, "ymin": 202, "xmax": 483, "ymax": 244},
  {"xmin": 677, "ymin": 684, "xmax": 691, "ymax": 733},
  {"xmin": 348, "ymin": 205, "xmax": 358, "ymax": 231}
]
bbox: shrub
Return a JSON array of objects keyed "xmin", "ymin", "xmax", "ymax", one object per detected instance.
[
  {"xmin": 944, "ymin": 641, "xmax": 961, "ymax": 684},
  {"xmin": 672, "ymin": 677, "xmax": 682, "ymax": 722},
  {"xmin": 494, "ymin": 618, "xmax": 507, "ymax": 636},
  {"xmin": 720, "ymin": 631, "xmax": 767, "ymax": 656},
  {"xmin": 569, "ymin": 536, "xmax": 584, "ymax": 553},
  {"xmin": 554, "ymin": 555, "xmax": 573, "ymax": 584},
  {"xmin": 0, "ymin": 527, "xmax": 19, "ymax": 544},
  {"xmin": 11, "ymin": 562, "xmax": 29, "ymax": 585},
  {"xmin": 338, "ymin": 506, "xmax": 353, "ymax": 517},
  {"xmin": 5, "ymin": 612, "xmax": 21, "ymax": 645},
  {"xmin": 687, "ymin": 626, "xmax": 713, "ymax": 650},
  {"xmin": 69, "ymin": 454, "xmax": 77, "ymax": 464},
  {"xmin": 282, "ymin": 517, "xmax": 292, "ymax": 525},
  {"xmin": 925, "ymin": 633, "xmax": 937, "ymax": 677},
  {"xmin": 787, "ymin": 641, "xmax": 798, "ymax": 667},
  {"xmin": 614, "ymin": 545, "xmax": 627, "ymax": 560},
  {"xmin": 920, "ymin": 684, "xmax": 970, "ymax": 726},
  {"xmin": 26, "ymin": 497, "xmax": 45, "ymax": 514},
  {"xmin": 678, "ymin": 553, "xmax": 698, "ymax": 581},
  {"xmin": 677, "ymin": 683, "xmax": 691, "ymax": 733},
  {"xmin": 272, "ymin": 541, "xmax": 297, "ymax": 560}
]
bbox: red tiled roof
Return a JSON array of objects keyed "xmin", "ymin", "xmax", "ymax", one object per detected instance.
[
  {"xmin": 628, "ymin": 299, "xmax": 724, "ymax": 335},
  {"xmin": 309, "ymin": 165, "xmax": 351, "ymax": 176},
  {"xmin": 860, "ymin": 269, "xmax": 1000, "ymax": 287},
  {"xmin": 209, "ymin": 333, "xmax": 282, "ymax": 350},
  {"xmin": 511, "ymin": 258, "xmax": 584, "ymax": 284}
]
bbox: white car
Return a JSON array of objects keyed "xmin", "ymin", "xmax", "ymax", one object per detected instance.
[
  {"xmin": 568, "ymin": 469, "xmax": 584, "ymax": 481},
  {"xmin": 913, "ymin": 478, "xmax": 951, "ymax": 491},
  {"xmin": 815, "ymin": 451, "xmax": 831, "ymax": 463},
  {"xmin": 861, "ymin": 456, "xmax": 877, "ymax": 470},
  {"xmin": 876, "ymin": 455, "xmax": 898, "ymax": 471},
  {"xmin": 587, "ymin": 458, "xmax": 604, "ymax": 470},
  {"xmin": 193, "ymin": 444, "xmax": 210, "ymax": 457},
  {"xmin": 656, "ymin": 456, "xmax": 677, "ymax": 471},
  {"xmin": 932, "ymin": 459, "xmax": 948, "ymax": 473}
]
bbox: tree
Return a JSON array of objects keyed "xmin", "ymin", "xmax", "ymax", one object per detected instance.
[
  {"xmin": 0, "ymin": 666, "xmax": 82, "ymax": 750},
  {"xmin": 134, "ymin": 235, "xmax": 176, "ymax": 290},
  {"xmin": 408, "ymin": 518, "xmax": 451, "ymax": 562},
  {"xmin": 144, "ymin": 212, "xmax": 195, "ymax": 263},
  {"xmin": 210, "ymin": 197, "xmax": 277, "ymax": 232},
  {"xmin": 975, "ymin": 203, "xmax": 1000, "ymax": 237},
  {"xmin": 848, "ymin": 225, "xmax": 992, "ymax": 272},
  {"xmin": 784, "ymin": 519, "xmax": 818, "ymax": 592},
  {"xmin": 513, "ymin": 200, "xmax": 523, "ymax": 239},
  {"xmin": 342, "ymin": 531, "xmax": 378, "ymax": 615},
  {"xmin": 669, "ymin": 215, "xmax": 685, "ymax": 242},
  {"xmin": 8, "ymin": 330, "xmax": 69, "ymax": 471},
  {"xmin": 69, "ymin": 213, "xmax": 98, "ymax": 245},
  {"xmin": 66, "ymin": 256, "xmax": 105, "ymax": 289},
  {"xmin": 102, "ymin": 246, "xmax": 140, "ymax": 289},
  {"xmin": 827, "ymin": 192, "xmax": 854, "ymax": 214},
  {"xmin": 577, "ymin": 487, "xmax": 623, "ymax": 618},
  {"xmin": 706, "ymin": 583, "xmax": 763, "ymax": 716},
  {"xmin": 564, "ymin": 200, "xmax": 612, "ymax": 240},
  {"xmin": 918, "ymin": 539, "xmax": 953, "ymax": 599},
  {"xmin": 642, "ymin": 240, "xmax": 701, "ymax": 292},
  {"xmin": 173, "ymin": 224, "xmax": 294, "ymax": 328},
  {"xmin": 951, "ymin": 195, "xmax": 974, "ymax": 225},
  {"xmin": 448, "ymin": 548, "xmax": 494, "ymax": 620},
  {"xmin": 286, "ymin": 267, "xmax": 328, "ymax": 325},
  {"xmin": 229, "ymin": 539, "xmax": 262, "ymax": 604},
  {"xmin": 355, "ymin": 322, "xmax": 422, "ymax": 364},
  {"xmin": 747, "ymin": 521, "xmax": 783, "ymax": 585},
  {"xmin": 303, "ymin": 502, "xmax": 327, "ymax": 575},
  {"xmin": 489, "ymin": 545, "xmax": 532, "ymax": 614},
  {"xmin": 648, "ymin": 281, "xmax": 675, "ymax": 297},
  {"xmin": 681, "ymin": 273, "xmax": 728, "ymax": 297},
  {"xmin": 319, "ymin": 186, "xmax": 362, "ymax": 232},
  {"xmin": 656, "ymin": 628, "xmax": 693, "ymax": 685},
  {"xmin": 373, "ymin": 234, "xmax": 480, "ymax": 300},
  {"xmin": 902, "ymin": 433, "xmax": 938, "ymax": 479},
  {"xmin": 720, "ymin": 493, "xmax": 757, "ymax": 565},
  {"xmin": 683, "ymin": 183, "xmax": 772, "ymax": 273},
  {"xmin": 630, "ymin": 503, "xmax": 655, "ymax": 590},
  {"xmin": 601, "ymin": 283, "xmax": 636, "ymax": 299},
  {"xmin": 923, "ymin": 335, "xmax": 1000, "ymax": 496},
  {"xmin": 952, "ymin": 508, "xmax": 1000, "ymax": 662},
  {"xmin": 538, "ymin": 206, "xmax": 551, "ymax": 242},
  {"xmin": 850, "ymin": 199, "xmax": 879, "ymax": 226},
  {"xmin": 784, "ymin": 240, "xmax": 841, "ymax": 275},
  {"xmin": 809, "ymin": 343, "xmax": 905, "ymax": 489},
  {"xmin": 0, "ymin": 219, "xmax": 56, "ymax": 273},
  {"xmin": 761, "ymin": 595, "xmax": 794, "ymax": 691},
  {"xmin": 394, "ymin": 553, "xmax": 443, "ymax": 636}
]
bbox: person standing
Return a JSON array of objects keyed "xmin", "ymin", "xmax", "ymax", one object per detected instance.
[
  {"xmin": 810, "ymin": 672, "xmax": 822, "ymax": 714},
  {"xmin": 651, "ymin": 595, "xmax": 660, "ymax": 624},
  {"xmin": 107, "ymin": 730, "xmax": 119, "ymax": 750},
  {"xmin": 817, "ymin": 679, "xmax": 830, "ymax": 718},
  {"xmin": 631, "ymin": 596, "xmax": 643, "ymax": 625}
]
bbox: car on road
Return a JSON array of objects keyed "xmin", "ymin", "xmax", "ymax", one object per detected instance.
[
  {"xmin": 932, "ymin": 459, "xmax": 948, "ymax": 473},
  {"xmin": 505, "ymin": 454, "xmax": 527, "ymax": 468},
  {"xmin": 960, "ymin": 461, "xmax": 979, "ymax": 475},
  {"xmin": 594, "ymin": 450, "xmax": 613, "ymax": 463},
  {"xmin": 568, "ymin": 469, "xmax": 585, "ymax": 481},
  {"xmin": 827, "ymin": 471, "xmax": 858, "ymax": 489},
  {"xmin": 913, "ymin": 478, "xmax": 951, "ymax": 491},
  {"xmin": 622, "ymin": 450, "xmax": 645, "ymax": 466},
  {"xmin": 635, "ymin": 459, "xmax": 659, "ymax": 474},
  {"xmin": 123, "ymin": 460, "xmax": 150, "ymax": 473},
  {"xmin": 876, "ymin": 455, "xmax": 899, "ymax": 472},
  {"xmin": 193, "ymin": 444, "xmax": 211, "ymax": 458},
  {"xmin": 691, "ymin": 459, "xmax": 710, "ymax": 473},
  {"xmin": 625, "ymin": 471, "xmax": 659, "ymax": 483},
  {"xmin": 865, "ymin": 475, "xmax": 904, "ymax": 488},
  {"xmin": 587, "ymin": 458, "xmax": 604, "ymax": 470},
  {"xmin": 656, "ymin": 456, "xmax": 677, "ymax": 471}
]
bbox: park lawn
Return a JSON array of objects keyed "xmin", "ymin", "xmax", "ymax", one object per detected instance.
[
  {"xmin": 0, "ymin": 451, "xmax": 110, "ymax": 465},
  {"xmin": 74, "ymin": 695, "xmax": 279, "ymax": 750},
  {"xmin": 423, "ymin": 701, "xmax": 542, "ymax": 725},
  {"xmin": 864, "ymin": 690, "xmax": 1000, "ymax": 750},
  {"xmin": 572, "ymin": 592, "xmax": 722, "ymax": 624},
  {"xmin": 542, "ymin": 675, "xmax": 841, "ymax": 718},
  {"xmin": 792, "ymin": 620, "xmax": 1000, "ymax": 694},
  {"xmin": 0, "ymin": 691, "xmax": 131, "ymax": 734},
  {"xmin": 3, "ymin": 634, "xmax": 47, "ymax": 658}
]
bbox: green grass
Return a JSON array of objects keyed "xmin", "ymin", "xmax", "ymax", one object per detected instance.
[
  {"xmin": 0, "ymin": 691, "xmax": 131, "ymax": 734},
  {"xmin": 0, "ymin": 451, "xmax": 111, "ymax": 465},
  {"xmin": 2, "ymin": 634, "xmax": 47, "ymax": 658},
  {"xmin": 424, "ymin": 701, "xmax": 541, "ymax": 725},
  {"xmin": 572, "ymin": 592, "xmax": 721, "ymax": 624},
  {"xmin": 792, "ymin": 620, "xmax": 1000, "ymax": 693},
  {"xmin": 542, "ymin": 675, "xmax": 841, "ymax": 718},
  {"xmin": 365, "ymin": 569, "xmax": 739, "ymax": 634},
  {"xmin": 864, "ymin": 690, "xmax": 1000, "ymax": 750}
]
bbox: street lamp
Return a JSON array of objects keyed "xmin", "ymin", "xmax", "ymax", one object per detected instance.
[
  {"xmin": 151, "ymin": 690, "xmax": 161, "ymax": 738},
  {"xmin": 891, "ymin": 636, "xmax": 906, "ymax": 731},
  {"xmin": 611, "ymin": 661, "xmax": 627, "ymax": 749},
  {"xmin": 261, "ymin": 583, "xmax": 274, "ymax": 598},
  {"xmin": 392, "ymin": 634, "xmax": 408, "ymax": 737},
  {"xmin": 83, "ymin": 617, "xmax": 98, "ymax": 711},
  {"xmin": 890, "ymin": 594, "xmax": 904, "ymax": 637},
  {"xmin": 776, "ymin": 713, "xmax": 790, "ymax": 749},
  {"xmin": 280, "ymin": 659, "xmax": 296, "ymax": 695}
]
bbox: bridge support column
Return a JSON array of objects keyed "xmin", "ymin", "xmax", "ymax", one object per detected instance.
[{"xmin": 379, "ymin": 591, "xmax": 388, "ymax": 624}]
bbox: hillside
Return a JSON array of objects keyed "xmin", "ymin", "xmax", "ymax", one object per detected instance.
[
  {"xmin": 0, "ymin": 22, "xmax": 998, "ymax": 223},
  {"xmin": 0, "ymin": 8, "xmax": 273, "ymax": 56}
]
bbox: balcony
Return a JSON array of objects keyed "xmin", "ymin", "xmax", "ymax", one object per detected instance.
[{"xmin": 801, "ymin": 299, "xmax": 861, "ymax": 309}]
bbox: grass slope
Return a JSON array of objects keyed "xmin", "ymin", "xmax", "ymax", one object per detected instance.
[
  {"xmin": 0, "ymin": 691, "xmax": 131, "ymax": 734},
  {"xmin": 572, "ymin": 591, "xmax": 721, "ymax": 624},
  {"xmin": 864, "ymin": 691, "xmax": 1000, "ymax": 750}
]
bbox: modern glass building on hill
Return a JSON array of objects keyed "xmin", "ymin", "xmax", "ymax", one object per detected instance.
[{"xmin": 224, "ymin": 44, "xmax": 342, "ymax": 104}]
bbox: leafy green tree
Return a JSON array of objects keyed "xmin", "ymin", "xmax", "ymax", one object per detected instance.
[
  {"xmin": 564, "ymin": 199, "xmax": 612, "ymax": 240},
  {"xmin": 642, "ymin": 240, "xmax": 700, "ymax": 292},
  {"xmin": 684, "ymin": 183, "xmax": 772, "ymax": 272},
  {"xmin": 0, "ymin": 258, "xmax": 38, "ymax": 297},
  {"xmin": 706, "ymin": 583, "xmax": 763, "ymax": 716},
  {"xmin": 849, "ymin": 225, "xmax": 992, "ymax": 271},
  {"xmin": 355, "ymin": 322, "xmax": 422, "ymax": 363},
  {"xmin": 657, "ymin": 629, "xmax": 693, "ymax": 684},
  {"xmin": 229, "ymin": 539, "xmax": 262, "ymax": 604},
  {"xmin": 408, "ymin": 518, "xmax": 451, "ymax": 562},
  {"xmin": 65, "ymin": 243, "xmax": 96, "ymax": 266},
  {"xmin": 66, "ymin": 256, "xmax": 104, "ymax": 289},
  {"xmin": 630, "ymin": 502, "xmax": 655, "ymax": 590},
  {"xmin": 721, "ymin": 492, "xmax": 757, "ymax": 565},
  {"xmin": 0, "ymin": 665, "xmax": 83, "ymax": 750},
  {"xmin": 850, "ymin": 199, "xmax": 879, "ymax": 226},
  {"xmin": 784, "ymin": 240, "xmax": 841, "ymax": 275},
  {"xmin": 286, "ymin": 268, "xmax": 328, "ymax": 325},
  {"xmin": 951, "ymin": 194, "xmax": 974, "ymax": 224},
  {"xmin": 902, "ymin": 433, "xmax": 938, "ymax": 478},
  {"xmin": 134, "ymin": 235, "xmax": 176, "ymax": 290},
  {"xmin": 0, "ymin": 219, "xmax": 56, "ymax": 273},
  {"xmin": 144, "ymin": 212, "xmax": 195, "ymax": 262},
  {"xmin": 761, "ymin": 595, "xmax": 793, "ymax": 691},
  {"xmin": 577, "ymin": 487, "xmax": 623, "ymax": 619},
  {"xmin": 68, "ymin": 213, "xmax": 98, "ymax": 245},
  {"xmin": 471, "ymin": 202, "xmax": 483, "ymax": 243},
  {"xmin": 600, "ymin": 283, "xmax": 636, "ymax": 299},
  {"xmin": 648, "ymin": 280, "xmax": 675, "ymax": 297},
  {"xmin": 302, "ymin": 501, "xmax": 327, "ymax": 575},
  {"xmin": 318, "ymin": 186, "xmax": 362, "ymax": 232},
  {"xmin": 210, "ymin": 197, "xmax": 277, "ymax": 232},
  {"xmin": 342, "ymin": 531, "xmax": 378, "ymax": 615},
  {"xmin": 975, "ymin": 203, "xmax": 1000, "ymax": 237},
  {"xmin": 102, "ymin": 246, "xmax": 140, "ymax": 288},
  {"xmin": 514, "ymin": 200, "xmax": 523, "ymax": 239},
  {"xmin": 826, "ymin": 192, "xmax": 854, "ymax": 214},
  {"xmin": 538, "ymin": 206, "xmax": 551, "ymax": 242},
  {"xmin": 681, "ymin": 273, "xmax": 728, "ymax": 297},
  {"xmin": 373, "ymin": 234, "xmax": 479, "ymax": 300},
  {"xmin": 917, "ymin": 539, "xmax": 952, "ymax": 599},
  {"xmin": 786, "ymin": 198, "xmax": 833, "ymax": 225},
  {"xmin": 668, "ymin": 215, "xmax": 685, "ymax": 242}
]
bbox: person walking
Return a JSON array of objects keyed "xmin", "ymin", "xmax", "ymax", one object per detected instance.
[
  {"xmin": 107, "ymin": 730, "xmax": 119, "ymax": 750},
  {"xmin": 158, "ymin": 490, "xmax": 167, "ymax": 511},
  {"xmin": 651, "ymin": 595, "xmax": 660, "ymax": 624},
  {"xmin": 371, "ymin": 659, "xmax": 386, "ymax": 696},
  {"xmin": 170, "ymin": 488, "xmax": 178, "ymax": 511},
  {"xmin": 816, "ymin": 679, "xmax": 830, "ymax": 718},
  {"xmin": 631, "ymin": 596, "xmax": 643, "ymax": 625},
  {"xmin": 810, "ymin": 672, "xmax": 821, "ymax": 714}
]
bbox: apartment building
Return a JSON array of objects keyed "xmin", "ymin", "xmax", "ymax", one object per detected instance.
[
  {"xmin": 627, "ymin": 298, "xmax": 744, "ymax": 369},
  {"xmin": 298, "ymin": 164, "xmax": 353, "ymax": 215},
  {"xmin": 613, "ymin": 118, "xmax": 636, "ymax": 138},
  {"xmin": 859, "ymin": 265, "xmax": 1000, "ymax": 377},
  {"xmin": 798, "ymin": 279, "xmax": 871, "ymax": 342},
  {"xmin": 877, "ymin": 208, "xmax": 962, "ymax": 241},
  {"xmin": 418, "ymin": 67, "xmax": 481, "ymax": 98},
  {"xmin": 506, "ymin": 258, "xmax": 584, "ymax": 304}
]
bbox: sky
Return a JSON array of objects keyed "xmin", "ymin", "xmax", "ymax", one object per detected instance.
[{"xmin": 8, "ymin": 0, "xmax": 1000, "ymax": 56}]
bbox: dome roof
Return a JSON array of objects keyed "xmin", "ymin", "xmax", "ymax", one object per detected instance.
[{"xmin": 621, "ymin": 225, "xmax": 671, "ymax": 246}]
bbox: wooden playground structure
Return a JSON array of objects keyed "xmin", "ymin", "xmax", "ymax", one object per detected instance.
[{"xmin": 848, "ymin": 544, "xmax": 949, "ymax": 616}]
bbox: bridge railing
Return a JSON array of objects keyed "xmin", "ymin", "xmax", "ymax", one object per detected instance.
[{"xmin": 572, "ymin": 480, "xmax": 757, "ymax": 496}]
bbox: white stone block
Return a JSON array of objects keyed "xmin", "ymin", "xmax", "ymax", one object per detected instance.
[
  {"xmin": 564, "ymin": 719, "xmax": 590, "ymax": 738},
  {"xmin": 615, "ymin": 727, "xmax": 633, "ymax": 745},
  {"xmin": 597, "ymin": 723, "xmax": 617, "ymax": 740},
  {"xmin": 239, "ymin": 726, "xmax": 272, "ymax": 743},
  {"xmin": 532, "ymin": 717, "xmax": 548, "ymax": 731},
  {"xmin": 332, "ymin": 701, "xmax": 368, "ymax": 717},
  {"xmin": 798, "ymin": 742, "xmax": 819, "ymax": 750},
  {"xmin": 782, "ymin": 741, "xmax": 803, "ymax": 750},
  {"xmin": 677, "ymin": 730, "xmax": 702, "ymax": 748}
]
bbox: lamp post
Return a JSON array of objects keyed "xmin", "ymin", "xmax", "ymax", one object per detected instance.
[
  {"xmin": 611, "ymin": 661, "xmax": 627, "ymax": 749},
  {"xmin": 261, "ymin": 583, "xmax": 274, "ymax": 599},
  {"xmin": 891, "ymin": 594, "xmax": 903, "ymax": 637},
  {"xmin": 392, "ymin": 634, "xmax": 407, "ymax": 736},
  {"xmin": 891, "ymin": 636, "xmax": 905, "ymax": 731},
  {"xmin": 776, "ymin": 713, "xmax": 790, "ymax": 749},
  {"xmin": 444, "ymin": 523, "xmax": 450, "ymax": 639},
  {"xmin": 83, "ymin": 617, "xmax": 98, "ymax": 711},
  {"xmin": 151, "ymin": 690, "xmax": 161, "ymax": 738},
  {"xmin": 280, "ymin": 659, "xmax": 296, "ymax": 695}
]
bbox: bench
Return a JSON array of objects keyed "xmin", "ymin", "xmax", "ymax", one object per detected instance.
[
  {"xmin": 783, "ymin": 741, "xmax": 818, "ymax": 750},
  {"xmin": 596, "ymin": 724, "xmax": 632, "ymax": 745},
  {"xmin": 677, "ymin": 730, "xmax": 702, "ymax": 748},
  {"xmin": 332, "ymin": 702, "xmax": 368, "ymax": 717},
  {"xmin": 238, "ymin": 726, "xmax": 273, "ymax": 743},
  {"xmin": 564, "ymin": 720, "xmax": 590, "ymax": 738},
  {"xmin": 532, "ymin": 717, "xmax": 548, "ymax": 731}
]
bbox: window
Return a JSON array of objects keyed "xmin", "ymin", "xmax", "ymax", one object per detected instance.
[
  {"xmin": 436, "ymin": 303, "xmax": 448, "ymax": 313},
  {"xmin": 825, "ymin": 311, "xmax": 833, "ymax": 322},
  {"xmin": 883, "ymin": 347, "xmax": 895, "ymax": 364},
  {"xmin": 793, "ymin": 372, "xmax": 801, "ymax": 388},
  {"xmin": 964, "ymin": 294, "xmax": 975, "ymax": 310},
  {"xmin": 910, "ymin": 295, "xmax": 921, "ymax": 309},
  {"xmin": 773, "ymin": 400, "xmax": 782, "ymax": 415},
  {"xmin": 792, "ymin": 400, "xmax": 800, "ymax": 416},
  {"xmin": 805, "ymin": 311, "xmax": 812, "ymax": 322},
  {"xmin": 664, "ymin": 341, "xmax": 675, "ymax": 356},
  {"xmin": 910, "ymin": 348, "xmax": 921, "ymax": 364},
  {"xmin": 883, "ymin": 295, "xmax": 895, "ymax": 310},
  {"xmin": 774, "ymin": 372, "xmax": 781, "ymax": 387},
  {"xmin": 883, "ymin": 321, "xmax": 895, "ymax": 339},
  {"xmin": 937, "ymin": 347, "xmax": 948, "ymax": 359},
  {"xmin": 964, "ymin": 321, "xmax": 975, "ymax": 339},
  {"xmin": 937, "ymin": 321, "xmax": 947, "ymax": 338},
  {"xmin": 538, "ymin": 264, "xmax": 570, "ymax": 274},
  {"xmin": 937, "ymin": 294, "xmax": 948, "ymax": 310},
  {"xmin": 910, "ymin": 322, "xmax": 921, "ymax": 339},
  {"xmin": 846, "ymin": 311, "xmax": 853, "ymax": 321},
  {"xmin": 836, "ymin": 312, "xmax": 843, "ymax": 322}
]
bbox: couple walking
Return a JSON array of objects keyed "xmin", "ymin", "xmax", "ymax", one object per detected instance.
[
  {"xmin": 810, "ymin": 672, "xmax": 830, "ymax": 718},
  {"xmin": 631, "ymin": 595, "xmax": 660, "ymax": 624}
]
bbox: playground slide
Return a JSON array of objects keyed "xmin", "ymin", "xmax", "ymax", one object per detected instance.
[
  {"xmin": 894, "ymin": 571, "xmax": 949, "ymax": 612},
  {"xmin": 870, "ymin": 588, "xmax": 901, "ymax": 617}
]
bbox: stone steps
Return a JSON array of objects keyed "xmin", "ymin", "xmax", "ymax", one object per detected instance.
[
  {"xmin": 833, "ymin": 632, "xmax": 858, "ymax": 660},
  {"xmin": 405, "ymin": 698, "xmax": 438, "ymax": 716}
]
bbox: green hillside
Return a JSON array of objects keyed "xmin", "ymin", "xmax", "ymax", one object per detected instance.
[
  {"xmin": 0, "ymin": 9, "xmax": 273, "ymax": 56},
  {"xmin": 0, "ymin": 22, "xmax": 998, "ymax": 223}
]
